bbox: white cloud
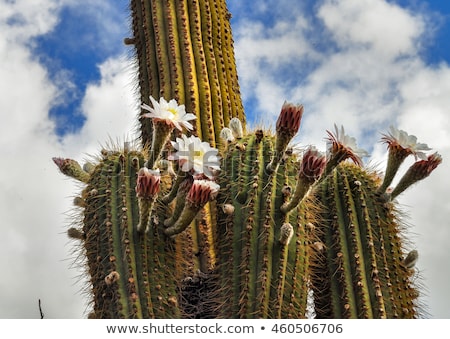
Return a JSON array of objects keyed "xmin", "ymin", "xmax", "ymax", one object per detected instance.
[
  {"xmin": 0, "ymin": 0, "xmax": 136, "ymax": 318},
  {"xmin": 234, "ymin": 16, "xmax": 321, "ymax": 125},
  {"xmin": 318, "ymin": 0, "xmax": 425, "ymax": 59},
  {"xmin": 0, "ymin": 0, "xmax": 61, "ymax": 43},
  {"xmin": 61, "ymin": 56, "xmax": 138, "ymax": 158},
  {"xmin": 55, "ymin": 0, "xmax": 129, "ymax": 56},
  {"xmin": 0, "ymin": 5, "xmax": 87, "ymax": 316}
]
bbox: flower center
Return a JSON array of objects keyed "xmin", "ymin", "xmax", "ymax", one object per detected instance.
[
  {"xmin": 167, "ymin": 108, "xmax": 177, "ymax": 120},
  {"xmin": 193, "ymin": 150, "xmax": 204, "ymax": 162}
]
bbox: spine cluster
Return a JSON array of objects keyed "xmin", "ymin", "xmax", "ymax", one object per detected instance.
[{"xmin": 53, "ymin": 0, "xmax": 442, "ymax": 319}]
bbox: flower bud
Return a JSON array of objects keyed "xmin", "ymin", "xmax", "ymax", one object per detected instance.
[
  {"xmin": 220, "ymin": 127, "xmax": 235, "ymax": 143},
  {"xmin": 276, "ymin": 101, "xmax": 303, "ymax": 137},
  {"xmin": 279, "ymin": 223, "xmax": 294, "ymax": 245},
  {"xmin": 135, "ymin": 168, "xmax": 161, "ymax": 199},
  {"xmin": 229, "ymin": 118, "xmax": 244, "ymax": 139}
]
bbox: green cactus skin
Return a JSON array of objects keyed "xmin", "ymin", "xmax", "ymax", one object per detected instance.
[
  {"xmin": 129, "ymin": 0, "xmax": 245, "ymax": 147},
  {"xmin": 310, "ymin": 162, "xmax": 419, "ymax": 319},
  {"xmin": 53, "ymin": 0, "xmax": 442, "ymax": 320},
  {"xmin": 66, "ymin": 147, "xmax": 191, "ymax": 319},
  {"xmin": 126, "ymin": 0, "xmax": 245, "ymax": 291},
  {"xmin": 213, "ymin": 130, "xmax": 312, "ymax": 318}
]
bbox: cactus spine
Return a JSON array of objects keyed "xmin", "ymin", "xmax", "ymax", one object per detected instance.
[
  {"xmin": 59, "ymin": 148, "xmax": 185, "ymax": 318},
  {"xmin": 212, "ymin": 103, "xmax": 314, "ymax": 318},
  {"xmin": 54, "ymin": 0, "xmax": 442, "ymax": 319},
  {"xmin": 129, "ymin": 0, "xmax": 245, "ymax": 147},
  {"xmin": 311, "ymin": 163, "xmax": 418, "ymax": 318}
]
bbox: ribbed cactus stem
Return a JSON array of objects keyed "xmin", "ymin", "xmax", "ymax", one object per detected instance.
[
  {"xmin": 215, "ymin": 130, "xmax": 310, "ymax": 318},
  {"xmin": 311, "ymin": 163, "xmax": 419, "ymax": 318},
  {"xmin": 56, "ymin": 146, "xmax": 186, "ymax": 318},
  {"xmin": 129, "ymin": 0, "xmax": 245, "ymax": 147}
]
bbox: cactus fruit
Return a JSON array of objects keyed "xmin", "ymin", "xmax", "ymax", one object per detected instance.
[{"xmin": 54, "ymin": 0, "xmax": 442, "ymax": 319}]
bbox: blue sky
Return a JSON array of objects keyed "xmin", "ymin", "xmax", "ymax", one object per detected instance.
[
  {"xmin": 34, "ymin": 0, "xmax": 450, "ymax": 137},
  {"xmin": 1, "ymin": 0, "xmax": 450, "ymax": 319}
]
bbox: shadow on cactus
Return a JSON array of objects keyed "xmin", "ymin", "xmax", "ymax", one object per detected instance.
[{"xmin": 53, "ymin": 0, "xmax": 442, "ymax": 319}]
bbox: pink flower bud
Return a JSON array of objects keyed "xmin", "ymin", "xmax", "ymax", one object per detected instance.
[
  {"xmin": 300, "ymin": 146, "xmax": 327, "ymax": 182},
  {"xmin": 390, "ymin": 152, "xmax": 442, "ymax": 199},
  {"xmin": 135, "ymin": 168, "xmax": 161, "ymax": 199},
  {"xmin": 408, "ymin": 152, "xmax": 442, "ymax": 180},
  {"xmin": 187, "ymin": 180, "xmax": 220, "ymax": 207},
  {"xmin": 276, "ymin": 101, "xmax": 304, "ymax": 137}
]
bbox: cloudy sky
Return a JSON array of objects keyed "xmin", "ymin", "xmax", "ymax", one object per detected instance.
[{"xmin": 1, "ymin": 0, "xmax": 449, "ymax": 319}]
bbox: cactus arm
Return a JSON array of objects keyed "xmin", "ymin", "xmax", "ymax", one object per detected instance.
[
  {"xmin": 66, "ymin": 149, "xmax": 184, "ymax": 318},
  {"xmin": 214, "ymin": 130, "xmax": 311, "ymax": 318},
  {"xmin": 53, "ymin": 157, "xmax": 90, "ymax": 183},
  {"xmin": 311, "ymin": 163, "xmax": 419, "ymax": 318}
]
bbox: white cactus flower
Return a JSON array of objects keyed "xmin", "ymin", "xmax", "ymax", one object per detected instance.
[
  {"xmin": 169, "ymin": 135, "xmax": 221, "ymax": 178},
  {"xmin": 326, "ymin": 124, "xmax": 369, "ymax": 166},
  {"xmin": 141, "ymin": 96, "xmax": 196, "ymax": 131},
  {"xmin": 382, "ymin": 126, "xmax": 431, "ymax": 160}
]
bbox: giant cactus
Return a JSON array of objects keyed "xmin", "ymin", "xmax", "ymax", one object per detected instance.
[{"xmin": 54, "ymin": 0, "xmax": 442, "ymax": 319}]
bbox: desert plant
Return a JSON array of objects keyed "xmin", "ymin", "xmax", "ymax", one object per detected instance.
[{"xmin": 54, "ymin": 0, "xmax": 441, "ymax": 319}]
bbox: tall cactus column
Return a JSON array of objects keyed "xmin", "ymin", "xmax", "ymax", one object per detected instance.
[
  {"xmin": 128, "ymin": 0, "xmax": 245, "ymax": 147},
  {"xmin": 127, "ymin": 0, "xmax": 247, "ymax": 278},
  {"xmin": 53, "ymin": 0, "xmax": 444, "ymax": 319}
]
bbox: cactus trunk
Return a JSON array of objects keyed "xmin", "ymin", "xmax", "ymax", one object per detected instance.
[{"xmin": 129, "ymin": 0, "xmax": 245, "ymax": 147}]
